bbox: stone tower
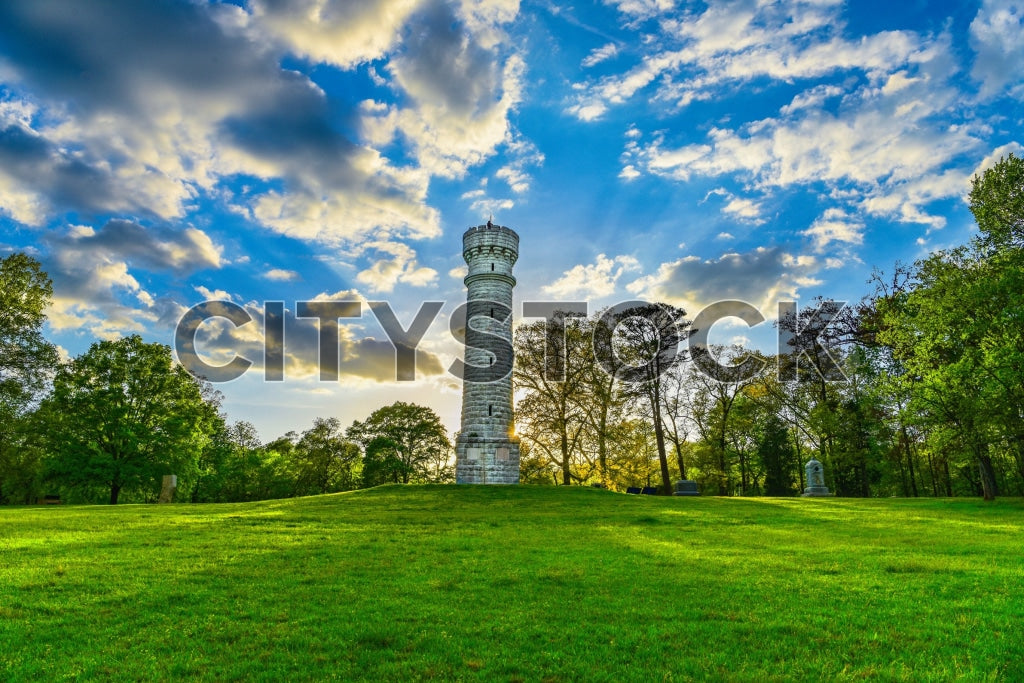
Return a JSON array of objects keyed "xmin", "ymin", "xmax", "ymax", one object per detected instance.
[{"xmin": 455, "ymin": 220, "xmax": 520, "ymax": 484}]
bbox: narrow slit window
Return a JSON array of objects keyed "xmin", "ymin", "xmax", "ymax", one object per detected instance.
[
  {"xmin": 488, "ymin": 405, "xmax": 493, "ymax": 416},
  {"xmin": 491, "ymin": 263, "xmax": 494, "ymax": 271}
]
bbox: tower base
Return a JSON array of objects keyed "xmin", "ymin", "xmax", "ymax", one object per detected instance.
[{"xmin": 455, "ymin": 437, "xmax": 520, "ymax": 484}]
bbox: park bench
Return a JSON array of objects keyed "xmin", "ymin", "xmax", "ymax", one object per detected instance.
[{"xmin": 37, "ymin": 495, "xmax": 62, "ymax": 505}]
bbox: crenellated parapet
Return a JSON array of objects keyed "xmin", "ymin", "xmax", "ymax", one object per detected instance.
[{"xmin": 463, "ymin": 223, "xmax": 519, "ymax": 286}]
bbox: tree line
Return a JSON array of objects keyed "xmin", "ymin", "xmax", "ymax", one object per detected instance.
[
  {"xmin": 0, "ymin": 259, "xmax": 453, "ymax": 504},
  {"xmin": 1, "ymin": 154, "xmax": 1020, "ymax": 503},
  {"xmin": 513, "ymin": 154, "xmax": 1024, "ymax": 501}
]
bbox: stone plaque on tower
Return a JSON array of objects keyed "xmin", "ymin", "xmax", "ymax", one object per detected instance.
[{"xmin": 455, "ymin": 220, "xmax": 521, "ymax": 484}]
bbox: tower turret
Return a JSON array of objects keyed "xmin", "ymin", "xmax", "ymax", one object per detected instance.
[{"xmin": 455, "ymin": 221, "xmax": 520, "ymax": 484}]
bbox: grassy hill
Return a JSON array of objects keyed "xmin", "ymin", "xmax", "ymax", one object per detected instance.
[{"xmin": 2, "ymin": 486, "xmax": 1022, "ymax": 681}]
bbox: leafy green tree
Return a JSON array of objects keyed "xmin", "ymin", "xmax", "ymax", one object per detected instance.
[
  {"xmin": 606, "ymin": 303, "xmax": 690, "ymax": 494},
  {"xmin": 291, "ymin": 418, "xmax": 361, "ymax": 495},
  {"xmin": 347, "ymin": 402, "xmax": 452, "ymax": 484},
  {"xmin": 514, "ymin": 316, "xmax": 590, "ymax": 485},
  {"xmin": 970, "ymin": 152, "xmax": 1023, "ymax": 251},
  {"xmin": 0, "ymin": 253, "xmax": 59, "ymax": 503},
  {"xmin": 605, "ymin": 417, "xmax": 660, "ymax": 490},
  {"xmin": 687, "ymin": 345, "xmax": 763, "ymax": 495},
  {"xmin": 757, "ymin": 413, "xmax": 796, "ymax": 496},
  {"xmin": 191, "ymin": 420, "xmax": 296, "ymax": 503},
  {"xmin": 517, "ymin": 441, "xmax": 558, "ymax": 485},
  {"xmin": 873, "ymin": 154, "xmax": 1024, "ymax": 500},
  {"xmin": 361, "ymin": 436, "xmax": 405, "ymax": 486},
  {"xmin": 44, "ymin": 335, "xmax": 219, "ymax": 504}
]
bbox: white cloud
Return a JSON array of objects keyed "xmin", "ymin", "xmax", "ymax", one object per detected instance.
[
  {"xmin": 468, "ymin": 196, "xmax": 514, "ymax": 215},
  {"xmin": 35, "ymin": 220, "xmax": 226, "ymax": 339},
  {"xmin": 780, "ymin": 84, "xmax": 844, "ymax": 115},
  {"xmin": 722, "ymin": 196, "xmax": 765, "ymax": 224},
  {"xmin": 354, "ymin": 241, "xmax": 438, "ymax": 293},
  {"xmin": 626, "ymin": 35, "xmax": 981, "ymax": 229},
  {"xmin": 248, "ymin": 0, "xmax": 425, "ymax": 68},
  {"xmin": 361, "ymin": 0, "xmax": 526, "ymax": 180},
  {"xmin": 582, "ymin": 43, "xmax": 620, "ymax": 67},
  {"xmin": 804, "ymin": 208, "xmax": 865, "ymax": 251},
  {"xmin": 0, "ymin": 1, "xmax": 466, "ymax": 251},
  {"xmin": 265, "ymin": 268, "xmax": 301, "ymax": 282},
  {"xmin": 627, "ymin": 247, "xmax": 821, "ymax": 313},
  {"xmin": 542, "ymin": 254, "xmax": 641, "ymax": 299},
  {"xmin": 194, "ymin": 285, "xmax": 235, "ymax": 301},
  {"xmin": 605, "ymin": 0, "xmax": 676, "ymax": 21},
  {"xmin": 569, "ymin": 1, "xmax": 914, "ymax": 120},
  {"xmin": 619, "ymin": 164, "xmax": 641, "ymax": 180},
  {"xmin": 969, "ymin": 0, "xmax": 1024, "ymax": 98}
]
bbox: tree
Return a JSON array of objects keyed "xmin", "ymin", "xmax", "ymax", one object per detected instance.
[
  {"xmin": 292, "ymin": 418, "xmax": 361, "ymax": 495},
  {"xmin": 347, "ymin": 402, "xmax": 452, "ymax": 484},
  {"xmin": 361, "ymin": 436, "xmax": 405, "ymax": 487},
  {"xmin": 513, "ymin": 316, "xmax": 590, "ymax": 485},
  {"xmin": 872, "ymin": 154, "xmax": 1024, "ymax": 500},
  {"xmin": 605, "ymin": 303, "xmax": 690, "ymax": 494},
  {"xmin": 970, "ymin": 152, "xmax": 1023, "ymax": 251},
  {"xmin": 757, "ymin": 413, "xmax": 796, "ymax": 496},
  {"xmin": 44, "ymin": 335, "xmax": 218, "ymax": 504},
  {"xmin": 687, "ymin": 345, "xmax": 763, "ymax": 495},
  {"xmin": 191, "ymin": 420, "xmax": 297, "ymax": 503},
  {"xmin": 660, "ymin": 362, "xmax": 692, "ymax": 481},
  {"xmin": 0, "ymin": 253, "xmax": 59, "ymax": 503}
]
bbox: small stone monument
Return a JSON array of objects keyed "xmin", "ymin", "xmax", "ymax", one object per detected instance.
[
  {"xmin": 801, "ymin": 458, "xmax": 831, "ymax": 496},
  {"xmin": 158, "ymin": 474, "xmax": 177, "ymax": 503},
  {"xmin": 673, "ymin": 480, "xmax": 699, "ymax": 496}
]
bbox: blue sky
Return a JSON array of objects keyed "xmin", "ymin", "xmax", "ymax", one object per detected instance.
[{"xmin": 1, "ymin": 0, "xmax": 1021, "ymax": 440}]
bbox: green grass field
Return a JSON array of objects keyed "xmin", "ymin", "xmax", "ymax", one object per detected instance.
[{"xmin": 2, "ymin": 487, "xmax": 1022, "ymax": 681}]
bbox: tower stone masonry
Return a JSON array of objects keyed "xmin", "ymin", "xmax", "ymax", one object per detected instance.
[{"xmin": 455, "ymin": 221, "xmax": 520, "ymax": 484}]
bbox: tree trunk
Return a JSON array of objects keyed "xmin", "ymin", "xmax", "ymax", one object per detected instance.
[
  {"xmin": 978, "ymin": 452, "xmax": 998, "ymax": 501},
  {"xmin": 674, "ymin": 440, "xmax": 686, "ymax": 480},
  {"xmin": 739, "ymin": 449, "xmax": 748, "ymax": 495},
  {"xmin": 896, "ymin": 445, "xmax": 909, "ymax": 497},
  {"xmin": 925, "ymin": 449, "xmax": 938, "ymax": 497},
  {"xmin": 560, "ymin": 426, "xmax": 571, "ymax": 486},
  {"xmin": 109, "ymin": 482, "xmax": 121, "ymax": 505},
  {"xmin": 717, "ymin": 429, "xmax": 729, "ymax": 496},
  {"xmin": 793, "ymin": 430, "xmax": 804, "ymax": 491},
  {"xmin": 597, "ymin": 412, "xmax": 609, "ymax": 486},
  {"xmin": 652, "ymin": 415, "xmax": 672, "ymax": 495},
  {"xmin": 649, "ymin": 389, "xmax": 672, "ymax": 495},
  {"xmin": 903, "ymin": 428, "xmax": 918, "ymax": 497}
]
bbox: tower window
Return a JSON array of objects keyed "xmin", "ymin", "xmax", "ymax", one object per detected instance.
[
  {"xmin": 490, "ymin": 307, "xmax": 494, "ymax": 318},
  {"xmin": 488, "ymin": 405, "xmax": 493, "ymax": 416},
  {"xmin": 491, "ymin": 263, "xmax": 494, "ymax": 271}
]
